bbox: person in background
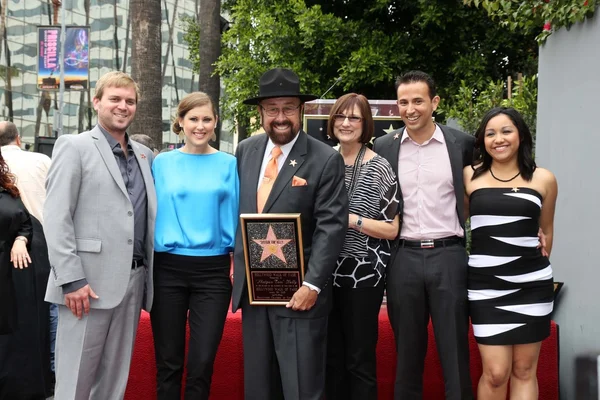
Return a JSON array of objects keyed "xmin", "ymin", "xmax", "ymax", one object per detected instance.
[
  {"xmin": 131, "ymin": 133, "xmax": 158, "ymax": 155},
  {"xmin": 0, "ymin": 146, "xmax": 33, "ymax": 396},
  {"xmin": 325, "ymin": 93, "xmax": 400, "ymax": 400},
  {"xmin": 373, "ymin": 70, "xmax": 475, "ymax": 400},
  {"xmin": 151, "ymin": 91, "xmax": 239, "ymax": 400},
  {"xmin": 465, "ymin": 107, "xmax": 557, "ymax": 399},
  {"xmin": 0, "ymin": 122, "xmax": 51, "ymax": 223},
  {"xmin": 0, "ymin": 121, "xmax": 54, "ymax": 398},
  {"xmin": 44, "ymin": 71, "xmax": 157, "ymax": 399}
]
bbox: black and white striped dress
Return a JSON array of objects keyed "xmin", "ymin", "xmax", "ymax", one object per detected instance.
[
  {"xmin": 333, "ymin": 155, "xmax": 399, "ymax": 288},
  {"xmin": 468, "ymin": 187, "xmax": 554, "ymax": 345}
]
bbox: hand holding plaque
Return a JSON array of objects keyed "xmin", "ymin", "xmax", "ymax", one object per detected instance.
[
  {"xmin": 240, "ymin": 213, "xmax": 305, "ymax": 305},
  {"xmin": 286, "ymin": 285, "xmax": 318, "ymax": 311}
]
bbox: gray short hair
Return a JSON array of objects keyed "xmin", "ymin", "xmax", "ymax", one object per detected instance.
[
  {"xmin": 0, "ymin": 121, "xmax": 19, "ymax": 146},
  {"xmin": 130, "ymin": 134, "xmax": 156, "ymax": 151}
]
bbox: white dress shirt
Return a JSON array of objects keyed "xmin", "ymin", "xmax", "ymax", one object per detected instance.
[
  {"xmin": 257, "ymin": 132, "xmax": 299, "ymax": 189},
  {"xmin": 1, "ymin": 144, "xmax": 51, "ymax": 224},
  {"xmin": 258, "ymin": 133, "xmax": 320, "ymax": 293}
]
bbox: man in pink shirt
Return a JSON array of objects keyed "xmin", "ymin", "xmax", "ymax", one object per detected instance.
[{"xmin": 373, "ymin": 71, "xmax": 475, "ymax": 400}]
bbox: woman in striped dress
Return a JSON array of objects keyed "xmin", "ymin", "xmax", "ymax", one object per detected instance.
[
  {"xmin": 464, "ymin": 107, "xmax": 558, "ymax": 399},
  {"xmin": 324, "ymin": 93, "xmax": 400, "ymax": 400}
]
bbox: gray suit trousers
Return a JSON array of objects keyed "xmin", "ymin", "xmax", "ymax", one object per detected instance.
[
  {"xmin": 54, "ymin": 267, "xmax": 145, "ymax": 400},
  {"xmin": 241, "ymin": 296, "xmax": 328, "ymax": 400}
]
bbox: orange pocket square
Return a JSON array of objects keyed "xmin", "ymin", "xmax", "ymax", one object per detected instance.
[{"xmin": 292, "ymin": 176, "xmax": 308, "ymax": 187}]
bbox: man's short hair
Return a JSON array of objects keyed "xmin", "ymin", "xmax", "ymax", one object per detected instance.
[
  {"xmin": 0, "ymin": 121, "xmax": 19, "ymax": 146},
  {"xmin": 94, "ymin": 71, "xmax": 140, "ymax": 103},
  {"xmin": 394, "ymin": 70, "xmax": 437, "ymax": 99},
  {"xmin": 130, "ymin": 134, "xmax": 156, "ymax": 151}
]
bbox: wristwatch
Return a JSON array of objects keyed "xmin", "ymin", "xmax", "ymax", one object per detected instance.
[{"xmin": 355, "ymin": 216, "xmax": 363, "ymax": 230}]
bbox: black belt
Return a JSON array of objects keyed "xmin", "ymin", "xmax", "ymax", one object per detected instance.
[
  {"xmin": 399, "ymin": 236, "xmax": 462, "ymax": 249},
  {"xmin": 132, "ymin": 259, "xmax": 144, "ymax": 269}
]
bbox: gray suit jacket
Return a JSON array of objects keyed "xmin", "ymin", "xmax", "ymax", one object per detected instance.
[
  {"xmin": 232, "ymin": 131, "xmax": 348, "ymax": 318},
  {"xmin": 373, "ymin": 124, "xmax": 475, "ymax": 230},
  {"xmin": 44, "ymin": 126, "xmax": 156, "ymax": 311}
]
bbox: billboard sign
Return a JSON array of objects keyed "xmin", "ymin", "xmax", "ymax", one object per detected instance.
[{"xmin": 37, "ymin": 26, "xmax": 90, "ymax": 90}]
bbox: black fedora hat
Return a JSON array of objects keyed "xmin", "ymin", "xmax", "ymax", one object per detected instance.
[{"xmin": 243, "ymin": 68, "xmax": 318, "ymax": 105}]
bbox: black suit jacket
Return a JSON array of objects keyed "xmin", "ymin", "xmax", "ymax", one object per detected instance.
[
  {"xmin": 373, "ymin": 124, "xmax": 475, "ymax": 230},
  {"xmin": 232, "ymin": 131, "xmax": 348, "ymax": 318}
]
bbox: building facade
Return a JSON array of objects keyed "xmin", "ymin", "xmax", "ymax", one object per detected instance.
[
  {"xmin": 537, "ymin": 13, "xmax": 600, "ymax": 399},
  {"xmin": 1, "ymin": 0, "xmax": 233, "ymax": 151}
]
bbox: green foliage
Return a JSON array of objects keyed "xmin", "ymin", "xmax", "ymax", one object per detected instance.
[
  {"xmin": 441, "ymin": 79, "xmax": 505, "ymax": 135},
  {"xmin": 183, "ymin": 0, "xmax": 540, "ymax": 137},
  {"xmin": 504, "ymin": 75, "xmax": 538, "ymax": 138},
  {"xmin": 464, "ymin": 0, "xmax": 598, "ymax": 43},
  {"xmin": 442, "ymin": 75, "xmax": 538, "ymax": 139},
  {"xmin": 0, "ymin": 65, "xmax": 19, "ymax": 81},
  {"xmin": 182, "ymin": 15, "xmax": 201, "ymax": 73},
  {"xmin": 215, "ymin": 0, "xmax": 357, "ymax": 132}
]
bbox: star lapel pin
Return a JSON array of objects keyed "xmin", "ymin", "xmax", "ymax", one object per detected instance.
[
  {"xmin": 511, "ymin": 187, "xmax": 520, "ymax": 192},
  {"xmin": 393, "ymin": 133, "xmax": 400, "ymax": 140},
  {"xmin": 289, "ymin": 160, "xmax": 297, "ymax": 167}
]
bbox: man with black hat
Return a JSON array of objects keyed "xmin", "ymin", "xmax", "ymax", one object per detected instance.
[{"xmin": 232, "ymin": 68, "xmax": 348, "ymax": 399}]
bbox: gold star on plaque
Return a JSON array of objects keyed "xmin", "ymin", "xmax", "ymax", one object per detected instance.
[
  {"xmin": 394, "ymin": 133, "xmax": 400, "ymax": 140},
  {"xmin": 253, "ymin": 226, "xmax": 292, "ymax": 263},
  {"xmin": 511, "ymin": 187, "xmax": 520, "ymax": 192},
  {"xmin": 383, "ymin": 124, "xmax": 396, "ymax": 134},
  {"xmin": 289, "ymin": 160, "xmax": 297, "ymax": 167}
]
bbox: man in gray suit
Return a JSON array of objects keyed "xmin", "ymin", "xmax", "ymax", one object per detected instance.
[
  {"xmin": 232, "ymin": 68, "xmax": 348, "ymax": 400},
  {"xmin": 373, "ymin": 71, "xmax": 475, "ymax": 400},
  {"xmin": 44, "ymin": 71, "xmax": 156, "ymax": 400}
]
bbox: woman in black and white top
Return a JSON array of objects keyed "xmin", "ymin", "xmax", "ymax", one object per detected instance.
[{"xmin": 325, "ymin": 93, "xmax": 400, "ymax": 400}]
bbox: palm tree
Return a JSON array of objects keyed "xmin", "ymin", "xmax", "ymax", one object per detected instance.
[
  {"xmin": 129, "ymin": 0, "xmax": 162, "ymax": 148},
  {"xmin": 162, "ymin": 0, "xmax": 180, "ymax": 105},
  {"xmin": 0, "ymin": 0, "xmax": 14, "ymax": 121},
  {"xmin": 77, "ymin": 0, "xmax": 92, "ymax": 133},
  {"xmin": 198, "ymin": 0, "xmax": 221, "ymax": 147}
]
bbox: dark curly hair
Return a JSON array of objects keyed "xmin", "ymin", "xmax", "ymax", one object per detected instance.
[
  {"xmin": 472, "ymin": 107, "xmax": 536, "ymax": 181},
  {"xmin": 0, "ymin": 147, "xmax": 19, "ymax": 198}
]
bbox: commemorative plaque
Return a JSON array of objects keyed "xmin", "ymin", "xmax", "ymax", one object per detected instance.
[{"xmin": 240, "ymin": 213, "xmax": 305, "ymax": 305}]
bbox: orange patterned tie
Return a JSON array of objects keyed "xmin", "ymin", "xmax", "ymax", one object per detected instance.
[{"xmin": 257, "ymin": 146, "xmax": 282, "ymax": 213}]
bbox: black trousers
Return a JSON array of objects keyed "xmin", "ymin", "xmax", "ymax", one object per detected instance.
[
  {"xmin": 386, "ymin": 244, "xmax": 473, "ymax": 400},
  {"xmin": 325, "ymin": 281, "xmax": 385, "ymax": 400},
  {"xmin": 150, "ymin": 252, "xmax": 231, "ymax": 400}
]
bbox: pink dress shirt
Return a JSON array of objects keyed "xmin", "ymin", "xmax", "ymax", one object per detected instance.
[{"xmin": 397, "ymin": 125, "xmax": 464, "ymax": 240}]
